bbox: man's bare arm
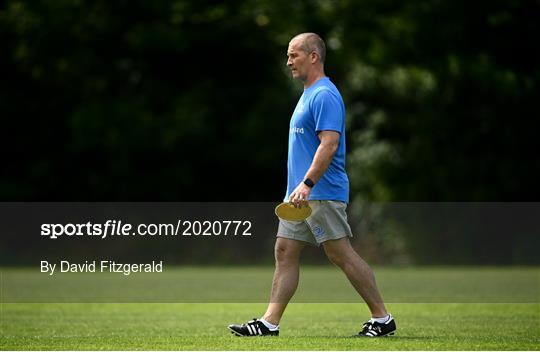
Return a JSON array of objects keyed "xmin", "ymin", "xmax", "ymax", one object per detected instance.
[
  {"xmin": 305, "ymin": 130, "xmax": 340, "ymax": 183},
  {"xmin": 289, "ymin": 130, "xmax": 340, "ymax": 206}
]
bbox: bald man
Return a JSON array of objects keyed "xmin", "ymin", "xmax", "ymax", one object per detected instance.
[{"xmin": 228, "ymin": 33, "xmax": 396, "ymax": 338}]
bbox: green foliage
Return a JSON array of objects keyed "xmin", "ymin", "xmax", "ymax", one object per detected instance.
[
  {"xmin": 1, "ymin": 0, "xmax": 538, "ymax": 263},
  {"xmin": 339, "ymin": 0, "xmax": 539, "ymax": 201},
  {"xmin": 0, "ymin": 0, "xmax": 295, "ymax": 200},
  {"xmin": 1, "ymin": 0, "xmax": 537, "ymax": 201}
]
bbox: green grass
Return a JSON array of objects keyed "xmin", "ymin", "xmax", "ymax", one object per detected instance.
[
  {"xmin": 1, "ymin": 266, "xmax": 539, "ymax": 350},
  {"xmin": 2, "ymin": 266, "xmax": 539, "ymax": 302},
  {"xmin": 1, "ymin": 303, "xmax": 539, "ymax": 350}
]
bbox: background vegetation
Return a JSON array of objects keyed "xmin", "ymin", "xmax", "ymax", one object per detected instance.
[{"xmin": 1, "ymin": 0, "xmax": 538, "ymax": 264}]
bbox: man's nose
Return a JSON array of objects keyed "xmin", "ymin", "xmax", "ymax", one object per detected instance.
[{"xmin": 287, "ymin": 58, "xmax": 292, "ymax": 66}]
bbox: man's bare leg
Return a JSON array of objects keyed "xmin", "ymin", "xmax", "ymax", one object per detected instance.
[
  {"xmin": 323, "ymin": 237, "xmax": 387, "ymax": 317},
  {"xmin": 262, "ymin": 237, "xmax": 306, "ymax": 325}
]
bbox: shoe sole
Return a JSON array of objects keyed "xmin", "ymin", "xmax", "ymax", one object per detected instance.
[
  {"xmin": 228, "ymin": 326, "xmax": 279, "ymax": 337},
  {"xmin": 228, "ymin": 327, "xmax": 246, "ymax": 337},
  {"xmin": 355, "ymin": 331, "xmax": 396, "ymax": 337}
]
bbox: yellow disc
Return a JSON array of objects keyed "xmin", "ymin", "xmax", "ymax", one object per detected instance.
[{"xmin": 275, "ymin": 202, "xmax": 312, "ymax": 221}]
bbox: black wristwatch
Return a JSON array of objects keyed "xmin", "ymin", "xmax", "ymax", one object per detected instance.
[{"xmin": 303, "ymin": 178, "xmax": 315, "ymax": 188}]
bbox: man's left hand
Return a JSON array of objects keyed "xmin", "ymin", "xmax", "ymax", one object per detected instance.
[{"xmin": 289, "ymin": 183, "xmax": 311, "ymax": 208}]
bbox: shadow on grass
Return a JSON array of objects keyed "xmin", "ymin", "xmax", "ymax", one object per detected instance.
[{"xmin": 279, "ymin": 335, "xmax": 427, "ymax": 340}]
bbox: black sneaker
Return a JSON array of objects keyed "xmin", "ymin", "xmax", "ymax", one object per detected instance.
[
  {"xmin": 356, "ymin": 316, "xmax": 396, "ymax": 337},
  {"xmin": 228, "ymin": 318, "xmax": 279, "ymax": 336}
]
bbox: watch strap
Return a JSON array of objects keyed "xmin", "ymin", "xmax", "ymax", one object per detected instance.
[{"xmin": 303, "ymin": 178, "xmax": 315, "ymax": 188}]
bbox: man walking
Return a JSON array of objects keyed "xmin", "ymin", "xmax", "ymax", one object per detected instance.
[{"xmin": 228, "ymin": 33, "xmax": 396, "ymax": 338}]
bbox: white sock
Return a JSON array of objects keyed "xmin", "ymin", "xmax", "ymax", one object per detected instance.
[
  {"xmin": 371, "ymin": 314, "xmax": 392, "ymax": 324},
  {"xmin": 259, "ymin": 318, "xmax": 279, "ymax": 330}
]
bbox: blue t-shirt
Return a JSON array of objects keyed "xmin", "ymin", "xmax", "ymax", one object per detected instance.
[{"xmin": 285, "ymin": 77, "xmax": 349, "ymax": 203}]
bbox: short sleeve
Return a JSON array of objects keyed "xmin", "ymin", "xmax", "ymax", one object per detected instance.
[{"xmin": 310, "ymin": 89, "xmax": 344, "ymax": 134}]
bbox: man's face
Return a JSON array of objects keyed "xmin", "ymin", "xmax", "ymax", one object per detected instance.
[{"xmin": 287, "ymin": 38, "xmax": 311, "ymax": 81}]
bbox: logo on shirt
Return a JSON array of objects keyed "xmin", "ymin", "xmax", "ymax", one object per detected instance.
[{"xmin": 290, "ymin": 126, "xmax": 304, "ymax": 134}]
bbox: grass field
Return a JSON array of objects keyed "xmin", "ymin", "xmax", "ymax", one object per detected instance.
[
  {"xmin": 3, "ymin": 266, "xmax": 538, "ymax": 302},
  {"xmin": 1, "ymin": 266, "xmax": 539, "ymax": 350},
  {"xmin": 2, "ymin": 303, "xmax": 539, "ymax": 350}
]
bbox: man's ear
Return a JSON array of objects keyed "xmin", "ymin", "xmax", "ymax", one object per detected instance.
[{"xmin": 311, "ymin": 51, "xmax": 318, "ymax": 63}]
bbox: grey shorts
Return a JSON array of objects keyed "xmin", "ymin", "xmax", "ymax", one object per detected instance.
[{"xmin": 277, "ymin": 200, "xmax": 353, "ymax": 246}]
